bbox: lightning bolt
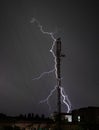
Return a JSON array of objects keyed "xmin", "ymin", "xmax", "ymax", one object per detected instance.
[
  {"xmin": 60, "ymin": 87, "xmax": 71, "ymax": 113},
  {"xmin": 32, "ymin": 69, "xmax": 55, "ymax": 81},
  {"xmin": 30, "ymin": 17, "xmax": 71, "ymax": 113},
  {"xmin": 39, "ymin": 85, "xmax": 57, "ymax": 111}
]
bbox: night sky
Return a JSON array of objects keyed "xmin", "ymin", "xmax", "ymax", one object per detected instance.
[{"xmin": 0, "ymin": 0, "xmax": 98, "ymax": 116}]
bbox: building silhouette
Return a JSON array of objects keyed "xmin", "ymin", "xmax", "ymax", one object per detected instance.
[{"xmin": 0, "ymin": 106, "xmax": 99, "ymax": 130}]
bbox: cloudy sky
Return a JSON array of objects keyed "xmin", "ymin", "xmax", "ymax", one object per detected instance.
[{"xmin": 0, "ymin": 0, "xmax": 98, "ymax": 116}]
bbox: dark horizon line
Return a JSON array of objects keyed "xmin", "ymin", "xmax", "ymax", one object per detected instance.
[{"xmin": 0, "ymin": 105, "xmax": 99, "ymax": 118}]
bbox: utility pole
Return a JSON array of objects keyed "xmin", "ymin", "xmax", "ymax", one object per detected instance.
[{"xmin": 56, "ymin": 38, "xmax": 65, "ymax": 130}]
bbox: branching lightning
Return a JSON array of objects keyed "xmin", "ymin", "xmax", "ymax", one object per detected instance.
[
  {"xmin": 32, "ymin": 69, "xmax": 55, "ymax": 81},
  {"xmin": 30, "ymin": 17, "xmax": 71, "ymax": 113},
  {"xmin": 39, "ymin": 85, "xmax": 57, "ymax": 111}
]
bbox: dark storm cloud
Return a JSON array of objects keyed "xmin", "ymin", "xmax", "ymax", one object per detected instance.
[{"xmin": 0, "ymin": 0, "xmax": 98, "ymax": 116}]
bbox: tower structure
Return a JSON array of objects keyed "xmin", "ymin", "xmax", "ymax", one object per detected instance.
[
  {"xmin": 56, "ymin": 38, "xmax": 65, "ymax": 130},
  {"xmin": 56, "ymin": 38, "xmax": 61, "ymax": 115}
]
